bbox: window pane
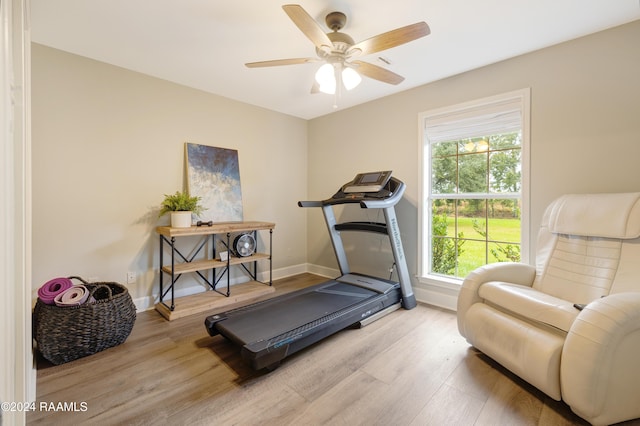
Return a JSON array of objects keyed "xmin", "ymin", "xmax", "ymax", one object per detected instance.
[
  {"xmin": 488, "ymin": 242, "xmax": 521, "ymax": 263},
  {"xmin": 458, "ymin": 152, "xmax": 488, "ymax": 193},
  {"xmin": 431, "ymin": 155, "xmax": 457, "ymax": 194},
  {"xmin": 457, "ymin": 239, "xmax": 486, "ymax": 278},
  {"xmin": 460, "ymin": 138, "xmax": 489, "ymax": 154},
  {"xmin": 431, "ymin": 142, "xmax": 457, "ymax": 194},
  {"xmin": 487, "ymin": 198, "xmax": 521, "ymax": 263},
  {"xmin": 431, "ymin": 198, "xmax": 459, "ymax": 276},
  {"xmin": 489, "ymin": 149, "xmax": 521, "ymax": 193},
  {"xmin": 458, "ymin": 198, "xmax": 486, "ymax": 227},
  {"xmin": 489, "ymin": 132, "xmax": 521, "ymax": 150},
  {"xmin": 431, "ymin": 236, "xmax": 459, "ymax": 276},
  {"xmin": 457, "ymin": 199, "xmax": 487, "ymax": 278},
  {"xmin": 431, "ymin": 199, "xmax": 455, "ymax": 237},
  {"xmin": 432, "ymin": 141, "xmax": 457, "ymax": 157},
  {"xmin": 487, "ymin": 199, "xmax": 521, "ymax": 241}
]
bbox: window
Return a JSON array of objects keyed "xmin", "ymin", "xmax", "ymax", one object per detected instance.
[{"xmin": 419, "ymin": 89, "xmax": 530, "ymax": 283}]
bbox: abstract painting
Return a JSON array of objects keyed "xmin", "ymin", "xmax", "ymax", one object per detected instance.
[{"xmin": 185, "ymin": 143, "xmax": 243, "ymax": 222}]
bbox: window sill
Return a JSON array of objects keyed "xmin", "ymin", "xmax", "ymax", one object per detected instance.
[{"xmin": 418, "ymin": 274, "xmax": 462, "ymax": 288}]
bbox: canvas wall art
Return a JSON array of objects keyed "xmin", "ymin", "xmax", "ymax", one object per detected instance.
[{"xmin": 185, "ymin": 143, "xmax": 243, "ymax": 222}]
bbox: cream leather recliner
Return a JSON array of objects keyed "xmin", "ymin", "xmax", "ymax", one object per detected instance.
[{"xmin": 457, "ymin": 192, "xmax": 640, "ymax": 426}]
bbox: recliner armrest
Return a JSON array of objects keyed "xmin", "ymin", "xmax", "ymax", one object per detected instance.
[
  {"xmin": 561, "ymin": 293, "xmax": 640, "ymax": 425},
  {"xmin": 457, "ymin": 262, "xmax": 536, "ymax": 337}
]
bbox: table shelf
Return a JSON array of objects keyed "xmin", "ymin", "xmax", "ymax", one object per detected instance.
[
  {"xmin": 156, "ymin": 221, "xmax": 274, "ymax": 320},
  {"xmin": 160, "ymin": 252, "xmax": 271, "ymax": 275}
]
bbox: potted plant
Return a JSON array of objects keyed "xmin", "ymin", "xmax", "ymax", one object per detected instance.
[{"xmin": 159, "ymin": 191, "xmax": 205, "ymax": 228}]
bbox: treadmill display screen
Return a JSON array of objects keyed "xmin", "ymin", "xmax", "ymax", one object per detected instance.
[
  {"xmin": 360, "ymin": 172, "xmax": 381, "ymax": 184},
  {"xmin": 343, "ymin": 170, "xmax": 392, "ymax": 193}
]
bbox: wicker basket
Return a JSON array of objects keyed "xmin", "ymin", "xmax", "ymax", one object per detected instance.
[{"xmin": 33, "ymin": 276, "xmax": 137, "ymax": 365}]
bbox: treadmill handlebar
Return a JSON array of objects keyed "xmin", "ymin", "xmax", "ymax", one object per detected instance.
[
  {"xmin": 298, "ymin": 177, "xmax": 405, "ymax": 209},
  {"xmin": 297, "ymin": 200, "xmax": 323, "ymax": 208},
  {"xmin": 359, "ymin": 180, "xmax": 405, "ymax": 208}
]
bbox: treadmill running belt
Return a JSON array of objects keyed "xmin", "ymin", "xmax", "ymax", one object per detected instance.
[{"xmin": 216, "ymin": 281, "xmax": 375, "ymax": 345}]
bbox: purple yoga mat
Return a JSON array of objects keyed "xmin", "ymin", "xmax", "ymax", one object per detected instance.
[
  {"xmin": 38, "ymin": 277, "xmax": 73, "ymax": 305},
  {"xmin": 54, "ymin": 285, "xmax": 91, "ymax": 306}
]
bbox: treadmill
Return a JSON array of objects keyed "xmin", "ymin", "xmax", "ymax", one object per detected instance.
[{"xmin": 204, "ymin": 171, "xmax": 416, "ymax": 370}]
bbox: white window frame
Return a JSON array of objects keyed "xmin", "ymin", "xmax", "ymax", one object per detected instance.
[{"xmin": 418, "ymin": 89, "xmax": 531, "ymax": 289}]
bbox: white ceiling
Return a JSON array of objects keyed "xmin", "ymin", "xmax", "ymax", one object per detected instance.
[{"xmin": 31, "ymin": 1, "xmax": 640, "ymax": 120}]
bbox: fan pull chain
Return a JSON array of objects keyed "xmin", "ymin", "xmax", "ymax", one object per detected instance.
[{"xmin": 333, "ymin": 65, "xmax": 342, "ymax": 109}]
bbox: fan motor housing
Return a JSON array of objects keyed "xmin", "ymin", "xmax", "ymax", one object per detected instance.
[{"xmin": 327, "ymin": 31, "xmax": 354, "ymax": 48}]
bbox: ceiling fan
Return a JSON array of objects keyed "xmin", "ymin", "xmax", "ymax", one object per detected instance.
[{"xmin": 245, "ymin": 4, "xmax": 430, "ymax": 97}]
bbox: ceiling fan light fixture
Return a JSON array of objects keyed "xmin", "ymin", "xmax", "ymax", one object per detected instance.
[
  {"xmin": 315, "ymin": 63, "xmax": 361, "ymax": 95},
  {"xmin": 315, "ymin": 63, "xmax": 337, "ymax": 94},
  {"xmin": 342, "ymin": 66, "xmax": 362, "ymax": 91}
]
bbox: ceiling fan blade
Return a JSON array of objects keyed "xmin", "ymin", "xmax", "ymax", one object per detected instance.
[
  {"xmin": 245, "ymin": 58, "xmax": 318, "ymax": 68},
  {"xmin": 282, "ymin": 4, "xmax": 333, "ymax": 51},
  {"xmin": 351, "ymin": 60, "xmax": 405, "ymax": 85},
  {"xmin": 348, "ymin": 22, "xmax": 430, "ymax": 57}
]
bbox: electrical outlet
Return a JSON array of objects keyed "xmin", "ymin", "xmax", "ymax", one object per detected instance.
[{"xmin": 126, "ymin": 271, "xmax": 136, "ymax": 284}]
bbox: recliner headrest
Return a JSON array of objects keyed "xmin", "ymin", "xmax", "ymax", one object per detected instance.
[{"xmin": 545, "ymin": 192, "xmax": 640, "ymax": 239}]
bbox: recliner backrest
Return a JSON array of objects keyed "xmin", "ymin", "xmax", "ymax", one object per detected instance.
[{"xmin": 533, "ymin": 193, "xmax": 640, "ymax": 303}]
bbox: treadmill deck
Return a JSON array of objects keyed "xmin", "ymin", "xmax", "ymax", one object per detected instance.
[
  {"xmin": 214, "ymin": 281, "xmax": 375, "ymax": 344},
  {"xmin": 205, "ymin": 275, "xmax": 401, "ymax": 369}
]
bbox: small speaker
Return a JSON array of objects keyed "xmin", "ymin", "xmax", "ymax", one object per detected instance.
[{"xmin": 233, "ymin": 233, "xmax": 256, "ymax": 257}]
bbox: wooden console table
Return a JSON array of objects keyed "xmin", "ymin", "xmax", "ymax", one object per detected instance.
[{"xmin": 155, "ymin": 221, "xmax": 275, "ymax": 320}]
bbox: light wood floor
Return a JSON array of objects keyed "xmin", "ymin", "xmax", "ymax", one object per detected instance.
[{"xmin": 27, "ymin": 274, "xmax": 639, "ymax": 425}]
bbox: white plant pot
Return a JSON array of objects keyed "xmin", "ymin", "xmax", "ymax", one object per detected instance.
[{"xmin": 170, "ymin": 211, "xmax": 192, "ymax": 228}]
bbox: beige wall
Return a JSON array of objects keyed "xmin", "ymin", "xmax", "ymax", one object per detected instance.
[
  {"xmin": 32, "ymin": 44, "xmax": 309, "ymax": 307},
  {"xmin": 31, "ymin": 20, "xmax": 640, "ymax": 308},
  {"xmin": 307, "ymin": 20, "xmax": 640, "ymax": 288}
]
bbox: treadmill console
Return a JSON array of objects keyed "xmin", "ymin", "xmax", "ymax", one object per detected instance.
[
  {"xmin": 342, "ymin": 171, "xmax": 392, "ymax": 194},
  {"xmin": 299, "ymin": 171, "xmax": 403, "ymax": 208}
]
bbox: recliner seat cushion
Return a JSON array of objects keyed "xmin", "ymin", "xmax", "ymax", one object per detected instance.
[{"xmin": 479, "ymin": 281, "xmax": 579, "ymax": 332}]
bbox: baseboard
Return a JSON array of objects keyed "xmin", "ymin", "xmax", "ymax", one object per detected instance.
[
  {"xmin": 305, "ymin": 263, "xmax": 339, "ymax": 278},
  {"xmin": 413, "ymin": 282, "xmax": 459, "ymax": 311},
  {"xmin": 132, "ymin": 263, "xmax": 460, "ymax": 313},
  {"xmin": 133, "ymin": 263, "xmax": 327, "ymax": 312}
]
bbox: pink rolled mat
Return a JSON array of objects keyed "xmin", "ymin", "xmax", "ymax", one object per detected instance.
[
  {"xmin": 53, "ymin": 285, "xmax": 92, "ymax": 307},
  {"xmin": 38, "ymin": 277, "xmax": 73, "ymax": 305}
]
